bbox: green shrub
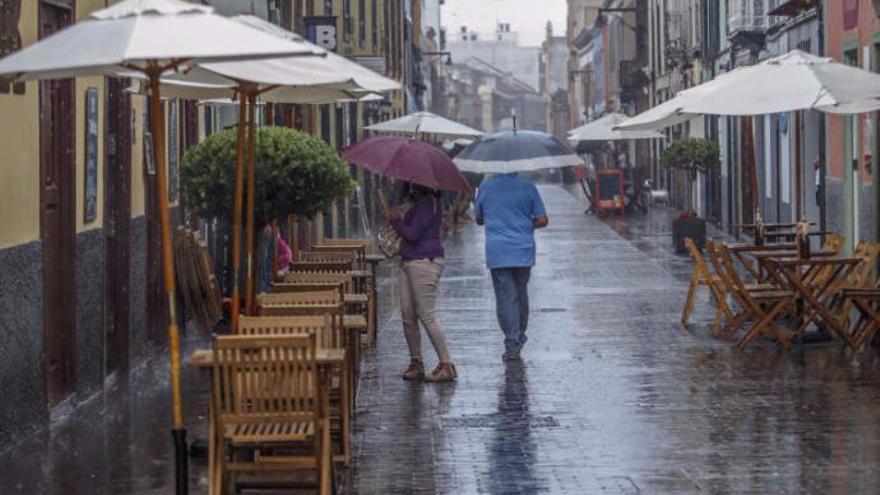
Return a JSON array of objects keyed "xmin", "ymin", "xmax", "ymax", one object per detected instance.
[
  {"xmin": 182, "ymin": 126, "xmax": 354, "ymax": 227},
  {"xmin": 660, "ymin": 137, "xmax": 719, "ymax": 213}
]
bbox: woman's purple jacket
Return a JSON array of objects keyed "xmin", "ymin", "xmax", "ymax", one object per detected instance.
[{"xmin": 390, "ymin": 195, "xmax": 445, "ymax": 260}]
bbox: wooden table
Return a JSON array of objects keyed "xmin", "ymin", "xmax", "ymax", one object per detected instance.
[
  {"xmin": 188, "ymin": 347, "xmax": 344, "ymax": 495},
  {"xmin": 763, "ymin": 256, "xmax": 863, "ymax": 343}
]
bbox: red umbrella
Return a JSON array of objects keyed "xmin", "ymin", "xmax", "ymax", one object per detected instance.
[{"xmin": 342, "ymin": 136, "xmax": 472, "ymax": 192}]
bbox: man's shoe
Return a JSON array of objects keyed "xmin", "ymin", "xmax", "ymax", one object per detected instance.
[
  {"xmin": 425, "ymin": 363, "xmax": 457, "ymax": 382},
  {"xmin": 401, "ymin": 359, "xmax": 425, "ymax": 381},
  {"xmin": 502, "ymin": 347, "xmax": 522, "ymax": 361}
]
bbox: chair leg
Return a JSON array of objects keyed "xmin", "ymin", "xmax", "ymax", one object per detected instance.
[
  {"xmin": 320, "ymin": 417, "xmax": 332, "ymax": 495},
  {"xmin": 681, "ymin": 274, "xmax": 700, "ymax": 327}
]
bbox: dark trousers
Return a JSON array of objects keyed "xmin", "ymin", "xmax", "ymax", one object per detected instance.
[{"xmin": 490, "ymin": 267, "xmax": 532, "ymax": 349}]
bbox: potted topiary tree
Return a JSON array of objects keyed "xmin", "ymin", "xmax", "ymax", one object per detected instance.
[
  {"xmin": 182, "ymin": 126, "xmax": 354, "ymax": 292},
  {"xmin": 660, "ymin": 137, "xmax": 719, "ymax": 253},
  {"xmin": 182, "ymin": 126, "xmax": 354, "ymax": 228}
]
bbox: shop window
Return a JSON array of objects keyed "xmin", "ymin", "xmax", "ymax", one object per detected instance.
[{"xmin": 0, "ymin": 0, "xmax": 25, "ymax": 94}]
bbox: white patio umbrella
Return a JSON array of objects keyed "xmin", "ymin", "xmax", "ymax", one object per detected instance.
[
  {"xmin": 149, "ymin": 15, "xmax": 398, "ymax": 327},
  {"xmin": 567, "ymin": 112, "xmax": 664, "ymax": 142},
  {"xmin": 365, "ymin": 111, "xmax": 485, "ymax": 138},
  {"xmin": 0, "ymin": 2, "xmax": 311, "ymax": 492},
  {"xmin": 618, "ymin": 49, "xmax": 880, "ymax": 131}
]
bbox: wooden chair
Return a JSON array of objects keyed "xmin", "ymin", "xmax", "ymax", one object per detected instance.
[
  {"xmin": 277, "ymin": 272, "xmax": 369, "ymax": 331},
  {"xmin": 681, "ymin": 237, "xmax": 736, "ymax": 334},
  {"xmin": 706, "ymin": 240, "xmax": 795, "ymax": 348},
  {"xmin": 299, "ymin": 251, "xmax": 358, "ymax": 269},
  {"xmin": 212, "ymin": 333, "xmax": 330, "ymax": 495},
  {"xmin": 311, "ymin": 244, "xmax": 367, "ymax": 269},
  {"xmin": 239, "ymin": 316, "xmax": 352, "ymax": 463},
  {"xmin": 322, "ymin": 237, "xmax": 377, "ymax": 255},
  {"xmin": 290, "ymin": 260, "xmax": 355, "ymax": 274}
]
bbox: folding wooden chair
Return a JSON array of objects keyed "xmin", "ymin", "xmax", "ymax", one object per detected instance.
[
  {"xmin": 681, "ymin": 237, "xmax": 736, "ymax": 334},
  {"xmin": 299, "ymin": 251, "xmax": 358, "ymax": 270},
  {"xmin": 290, "ymin": 260, "xmax": 356, "ymax": 274},
  {"xmin": 212, "ymin": 333, "xmax": 330, "ymax": 495},
  {"xmin": 311, "ymin": 244, "xmax": 367, "ymax": 269},
  {"xmin": 273, "ymin": 274, "xmax": 370, "ymax": 345},
  {"xmin": 841, "ymin": 288, "xmax": 880, "ymax": 350},
  {"xmin": 239, "ymin": 315, "xmax": 352, "ymax": 463},
  {"xmin": 706, "ymin": 240, "xmax": 796, "ymax": 348}
]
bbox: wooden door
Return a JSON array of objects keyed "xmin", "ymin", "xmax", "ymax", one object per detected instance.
[
  {"xmin": 39, "ymin": 0, "xmax": 76, "ymax": 407},
  {"xmin": 104, "ymin": 77, "xmax": 132, "ymax": 375}
]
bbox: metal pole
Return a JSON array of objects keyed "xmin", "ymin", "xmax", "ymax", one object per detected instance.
[
  {"xmin": 230, "ymin": 92, "xmax": 248, "ymax": 333},
  {"xmin": 817, "ymin": 0, "xmax": 827, "ymax": 236},
  {"xmin": 245, "ymin": 92, "xmax": 258, "ymax": 313},
  {"xmin": 147, "ymin": 68, "xmax": 187, "ymax": 495}
]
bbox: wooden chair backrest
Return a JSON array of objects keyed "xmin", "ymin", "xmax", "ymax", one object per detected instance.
[
  {"xmin": 300, "ymin": 251, "xmax": 357, "ymax": 265},
  {"xmin": 322, "ymin": 238, "xmax": 376, "ymax": 255},
  {"xmin": 239, "ymin": 315, "xmax": 338, "ymax": 349},
  {"xmin": 290, "ymin": 261, "xmax": 354, "ymax": 273},
  {"xmin": 822, "ymin": 234, "xmax": 844, "ymax": 253},
  {"xmin": 281, "ymin": 272, "xmax": 353, "ymax": 293},
  {"xmin": 849, "ymin": 241, "xmax": 880, "ymax": 288},
  {"xmin": 706, "ymin": 241, "xmax": 750, "ymax": 307},
  {"xmin": 257, "ymin": 290, "xmax": 344, "ymax": 318},
  {"xmin": 312, "ymin": 244, "xmax": 366, "ymax": 260},
  {"xmin": 685, "ymin": 238, "xmax": 712, "ymax": 282},
  {"xmin": 212, "ymin": 333, "xmax": 317, "ymax": 425}
]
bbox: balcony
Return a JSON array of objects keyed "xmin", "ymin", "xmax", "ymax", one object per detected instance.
[{"xmin": 728, "ymin": 13, "xmax": 769, "ymax": 34}]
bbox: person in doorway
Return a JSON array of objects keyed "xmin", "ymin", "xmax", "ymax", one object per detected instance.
[
  {"xmin": 474, "ymin": 173, "xmax": 549, "ymax": 361},
  {"xmin": 386, "ymin": 183, "xmax": 456, "ymax": 382},
  {"xmin": 814, "ymin": 156, "xmax": 824, "ymax": 207}
]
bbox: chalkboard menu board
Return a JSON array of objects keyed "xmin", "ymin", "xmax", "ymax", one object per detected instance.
[
  {"xmin": 594, "ymin": 169, "xmax": 624, "ymax": 216},
  {"xmin": 83, "ymin": 87, "xmax": 99, "ymax": 223}
]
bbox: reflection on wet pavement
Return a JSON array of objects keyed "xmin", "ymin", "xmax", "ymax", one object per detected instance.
[{"xmin": 3, "ymin": 185, "xmax": 880, "ymax": 494}]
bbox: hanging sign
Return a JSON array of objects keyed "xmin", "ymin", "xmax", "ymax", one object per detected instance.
[{"xmin": 304, "ymin": 16, "xmax": 338, "ymax": 52}]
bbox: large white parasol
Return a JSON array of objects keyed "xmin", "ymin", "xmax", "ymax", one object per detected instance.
[{"xmin": 365, "ymin": 111, "xmax": 485, "ymax": 138}]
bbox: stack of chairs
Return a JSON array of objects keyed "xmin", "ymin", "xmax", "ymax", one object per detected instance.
[{"xmin": 211, "ymin": 238, "xmax": 380, "ymax": 494}]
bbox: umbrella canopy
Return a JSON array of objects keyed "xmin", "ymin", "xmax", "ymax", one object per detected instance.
[
  {"xmin": 365, "ymin": 111, "xmax": 485, "ymax": 138},
  {"xmin": 617, "ymin": 49, "xmax": 880, "ymax": 131},
  {"xmin": 567, "ymin": 113, "xmax": 664, "ymax": 141},
  {"xmin": 342, "ymin": 136, "xmax": 472, "ymax": 192},
  {"xmin": 454, "ymin": 130, "xmax": 583, "ymax": 174},
  {"xmin": 154, "ymin": 15, "xmax": 399, "ymax": 102},
  {"xmin": 0, "ymin": 0, "xmax": 312, "ymax": 80}
]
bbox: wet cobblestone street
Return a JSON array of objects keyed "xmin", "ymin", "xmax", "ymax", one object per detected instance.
[
  {"xmin": 4, "ymin": 185, "xmax": 880, "ymax": 494},
  {"xmin": 351, "ymin": 185, "xmax": 880, "ymax": 494}
]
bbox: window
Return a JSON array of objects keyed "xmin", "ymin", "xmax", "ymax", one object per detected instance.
[
  {"xmin": 358, "ymin": 0, "xmax": 366, "ymax": 47},
  {"xmin": 343, "ymin": 0, "xmax": 351, "ymax": 42},
  {"xmin": 371, "ymin": 0, "xmax": 377, "ymax": 49},
  {"xmin": 0, "ymin": 0, "xmax": 25, "ymax": 94}
]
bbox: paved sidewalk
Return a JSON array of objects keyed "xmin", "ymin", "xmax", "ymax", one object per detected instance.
[{"xmin": 351, "ymin": 184, "xmax": 880, "ymax": 494}]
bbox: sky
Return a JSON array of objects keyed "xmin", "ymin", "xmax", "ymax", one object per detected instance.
[{"xmin": 442, "ymin": 0, "xmax": 568, "ymax": 47}]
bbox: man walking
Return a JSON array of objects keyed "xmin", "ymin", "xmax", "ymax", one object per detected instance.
[{"xmin": 474, "ymin": 173, "xmax": 549, "ymax": 361}]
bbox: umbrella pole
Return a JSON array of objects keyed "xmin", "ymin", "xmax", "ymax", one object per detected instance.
[
  {"xmin": 230, "ymin": 93, "xmax": 248, "ymax": 333},
  {"xmin": 245, "ymin": 91, "xmax": 258, "ymax": 314},
  {"xmin": 147, "ymin": 69, "xmax": 188, "ymax": 495}
]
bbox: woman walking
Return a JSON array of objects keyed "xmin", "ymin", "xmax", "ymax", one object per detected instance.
[{"xmin": 386, "ymin": 183, "xmax": 457, "ymax": 382}]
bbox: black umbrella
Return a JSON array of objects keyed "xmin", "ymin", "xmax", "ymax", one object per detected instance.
[{"xmin": 453, "ymin": 130, "xmax": 583, "ymax": 174}]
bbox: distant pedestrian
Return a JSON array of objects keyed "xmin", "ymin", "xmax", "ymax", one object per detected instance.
[
  {"xmin": 474, "ymin": 173, "xmax": 548, "ymax": 361},
  {"xmin": 814, "ymin": 156, "xmax": 823, "ymax": 207},
  {"xmin": 386, "ymin": 183, "xmax": 456, "ymax": 382}
]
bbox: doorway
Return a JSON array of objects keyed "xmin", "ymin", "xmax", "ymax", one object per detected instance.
[
  {"xmin": 104, "ymin": 77, "xmax": 132, "ymax": 376},
  {"xmin": 39, "ymin": 0, "xmax": 76, "ymax": 408}
]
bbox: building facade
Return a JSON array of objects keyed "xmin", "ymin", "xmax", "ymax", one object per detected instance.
[{"xmin": 0, "ymin": 0, "xmax": 416, "ymax": 449}]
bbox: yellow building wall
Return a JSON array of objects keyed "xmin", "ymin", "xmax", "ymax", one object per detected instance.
[
  {"xmin": 0, "ymin": 1, "xmax": 40, "ymax": 249},
  {"xmin": 0, "ymin": 0, "xmax": 165, "ymax": 249}
]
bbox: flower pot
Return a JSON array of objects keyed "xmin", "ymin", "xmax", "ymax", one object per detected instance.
[{"xmin": 672, "ymin": 217, "xmax": 706, "ymax": 254}]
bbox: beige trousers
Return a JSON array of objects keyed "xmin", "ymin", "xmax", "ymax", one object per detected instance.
[{"xmin": 400, "ymin": 258, "xmax": 452, "ymax": 363}]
